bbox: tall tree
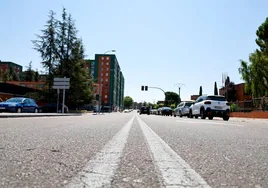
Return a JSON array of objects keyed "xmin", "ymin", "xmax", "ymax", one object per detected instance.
[
  {"xmin": 32, "ymin": 10, "xmax": 58, "ymax": 89},
  {"xmin": 214, "ymin": 82, "xmax": 218, "ymax": 95},
  {"xmin": 239, "ymin": 17, "xmax": 268, "ymax": 97},
  {"xmin": 199, "ymin": 86, "xmax": 203, "ymax": 96},
  {"xmin": 124, "ymin": 96, "xmax": 134, "ymax": 108}
]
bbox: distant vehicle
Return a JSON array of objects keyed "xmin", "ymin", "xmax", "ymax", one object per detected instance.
[
  {"xmin": 39, "ymin": 103, "xmax": 68, "ymax": 113},
  {"xmin": 123, "ymin": 109, "xmax": 130, "ymax": 113},
  {"xmin": 189, "ymin": 95, "xmax": 230, "ymax": 121},
  {"xmin": 174, "ymin": 101, "xmax": 194, "ymax": 117},
  {"xmin": 140, "ymin": 106, "xmax": 150, "ymax": 115},
  {"xmin": 161, "ymin": 107, "xmax": 173, "ymax": 116},
  {"xmin": 0, "ymin": 97, "xmax": 38, "ymax": 113}
]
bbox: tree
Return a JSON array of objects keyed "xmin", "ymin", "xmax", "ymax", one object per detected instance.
[
  {"xmin": 165, "ymin": 91, "xmax": 181, "ymax": 105},
  {"xmin": 199, "ymin": 86, "xmax": 203, "ymax": 96},
  {"xmin": 124, "ymin": 96, "xmax": 133, "ymax": 109},
  {"xmin": 32, "ymin": 10, "xmax": 58, "ymax": 89},
  {"xmin": 239, "ymin": 17, "xmax": 268, "ymax": 97},
  {"xmin": 214, "ymin": 82, "xmax": 218, "ymax": 95},
  {"xmin": 33, "ymin": 8, "xmax": 94, "ymax": 106},
  {"xmin": 24, "ymin": 61, "xmax": 35, "ymax": 81},
  {"xmin": 35, "ymin": 69, "xmax": 39, "ymax": 81}
]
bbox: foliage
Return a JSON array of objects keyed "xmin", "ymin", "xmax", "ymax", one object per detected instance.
[
  {"xmin": 170, "ymin": 103, "xmax": 176, "ymax": 109},
  {"xmin": 214, "ymin": 82, "xmax": 218, "ymax": 95},
  {"xmin": 158, "ymin": 103, "xmax": 164, "ymax": 108},
  {"xmin": 230, "ymin": 103, "xmax": 240, "ymax": 112},
  {"xmin": 165, "ymin": 91, "xmax": 181, "ymax": 106},
  {"xmin": 32, "ymin": 8, "xmax": 93, "ymax": 106},
  {"xmin": 223, "ymin": 77, "xmax": 236, "ymax": 102},
  {"xmin": 260, "ymin": 97, "xmax": 268, "ymax": 111},
  {"xmin": 153, "ymin": 104, "xmax": 159, "ymax": 109},
  {"xmin": 239, "ymin": 17, "xmax": 268, "ymax": 98},
  {"xmin": 199, "ymin": 86, "xmax": 202, "ymax": 96},
  {"xmin": 124, "ymin": 96, "xmax": 134, "ymax": 108}
]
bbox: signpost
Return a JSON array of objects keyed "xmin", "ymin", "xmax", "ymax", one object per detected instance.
[{"xmin": 52, "ymin": 77, "xmax": 70, "ymax": 113}]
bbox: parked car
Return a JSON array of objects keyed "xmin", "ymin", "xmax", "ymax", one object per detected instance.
[
  {"xmin": 39, "ymin": 103, "xmax": 68, "ymax": 113},
  {"xmin": 0, "ymin": 97, "xmax": 38, "ymax": 113},
  {"xmin": 189, "ymin": 95, "xmax": 230, "ymax": 121},
  {"xmin": 161, "ymin": 107, "xmax": 173, "ymax": 116},
  {"xmin": 174, "ymin": 101, "xmax": 194, "ymax": 117},
  {"xmin": 140, "ymin": 106, "xmax": 150, "ymax": 115}
]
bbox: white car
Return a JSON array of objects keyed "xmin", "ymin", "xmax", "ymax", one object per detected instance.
[
  {"xmin": 189, "ymin": 95, "xmax": 230, "ymax": 121},
  {"xmin": 174, "ymin": 101, "xmax": 194, "ymax": 117},
  {"xmin": 123, "ymin": 109, "xmax": 129, "ymax": 113}
]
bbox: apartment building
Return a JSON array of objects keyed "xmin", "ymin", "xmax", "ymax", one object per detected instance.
[
  {"xmin": 88, "ymin": 54, "xmax": 124, "ymax": 111},
  {"xmin": 0, "ymin": 61, "xmax": 23, "ymax": 81}
]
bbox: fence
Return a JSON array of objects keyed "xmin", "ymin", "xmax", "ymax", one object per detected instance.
[{"xmin": 230, "ymin": 97, "xmax": 268, "ymax": 112}]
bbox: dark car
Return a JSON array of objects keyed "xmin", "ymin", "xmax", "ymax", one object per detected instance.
[
  {"xmin": 39, "ymin": 103, "xmax": 68, "ymax": 113},
  {"xmin": 0, "ymin": 97, "xmax": 38, "ymax": 113},
  {"xmin": 161, "ymin": 107, "xmax": 173, "ymax": 116},
  {"xmin": 140, "ymin": 106, "xmax": 150, "ymax": 115}
]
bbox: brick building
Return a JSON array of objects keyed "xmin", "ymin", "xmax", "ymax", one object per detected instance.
[
  {"xmin": 85, "ymin": 54, "xmax": 125, "ymax": 111},
  {"xmin": 0, "ymin": 61, "xmax": 23, "ymax": 81},
  {"xmin": 219, "ymin": 83, "xmax": 252, "ymax": 101}
]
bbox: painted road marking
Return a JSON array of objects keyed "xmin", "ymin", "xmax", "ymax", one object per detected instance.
[
  {"xmin": 175, "ymin": 119, "xmax": 244, "ymax": 127},
  {"xmin": 66, "ymin": 116, "xmax": 135, "ymax": 188},
  {"xmin": 137, "ymin": 116, "xmax": 211, "ymax": 188}
]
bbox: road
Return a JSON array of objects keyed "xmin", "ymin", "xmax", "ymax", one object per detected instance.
[{"xmin": 1, "ymin": 111, "xmax": 268, "ymax": 188}]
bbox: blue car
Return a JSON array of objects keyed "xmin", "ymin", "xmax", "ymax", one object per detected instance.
[{"xmin": 0, "ymin": 97, "xmax": 39, "ymax": 113}]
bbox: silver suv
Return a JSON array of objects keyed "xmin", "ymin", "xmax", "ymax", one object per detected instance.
[{"xmin": 174, "ymin": 101, "xmax": 194, "ymax": 117}]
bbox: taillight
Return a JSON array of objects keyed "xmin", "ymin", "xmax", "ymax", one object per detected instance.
[{"xmin": 204, "ymin": 101, "xmax": 211, "ymax": 104}]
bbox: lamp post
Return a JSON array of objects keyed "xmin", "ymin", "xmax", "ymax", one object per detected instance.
[{"xmin": 174, "ymin": 83, "xmax": 185, "ymax": 102}]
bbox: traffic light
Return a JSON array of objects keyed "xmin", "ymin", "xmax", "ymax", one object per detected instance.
[
  {"xmin": 145, "ymin": 86, "xmax": 148, "ymax": 91},
  {"xmin": 96, "ymin": 94, "xmax": 99, "ymax": 101},
  {"xmin": 141, "ymin": 86, "xmax": 144, "ymax": 91}
]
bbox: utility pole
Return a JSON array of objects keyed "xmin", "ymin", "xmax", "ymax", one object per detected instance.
[{"xmin": 174, "ymin": 83, "xmax": 185, "ymax": 99}]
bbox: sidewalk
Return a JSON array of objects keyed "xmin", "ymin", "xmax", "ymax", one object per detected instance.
[{"xmin": 0, "ymin": 113, "xmax": 83, "ymax": 118}]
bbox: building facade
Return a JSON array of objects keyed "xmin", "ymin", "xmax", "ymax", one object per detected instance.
[
  {"xmin": 88, "ymin": 54, "xmax": 124, "ymax": 111},
  {"xmin": 0, "ymin": 61, "xmax": 23, "ymax": 81},
  {"xmin": 219, "ymin": 83, "xmax": 252, "ymax": 101}
]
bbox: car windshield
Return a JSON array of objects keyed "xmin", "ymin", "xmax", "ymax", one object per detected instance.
[
  {"xmin": 5, "ymin": 98, "xmax": 24, "ymax": 103},
  {"xmin": 185, "ymin": 102, "xmax": 193, "ymax": 107},
  {"xmin": 207, "ymin": 96, "xmax": 226, "ymax": 101}
]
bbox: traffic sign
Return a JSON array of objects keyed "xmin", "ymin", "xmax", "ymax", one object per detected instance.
[
  {"xmin": 54, "ymin": 77, "xmax": 70, "ymax": 82},
  {"xmin": 52, "ymin": 85, "xmax": 70, "ymax": 89}
]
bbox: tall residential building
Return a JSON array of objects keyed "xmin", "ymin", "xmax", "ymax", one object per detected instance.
[{"xmin": 88, "ymin": 54, "xmax": 124, "ymax": 111}]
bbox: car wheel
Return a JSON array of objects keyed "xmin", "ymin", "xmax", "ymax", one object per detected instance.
[
  {"xmin": 208, "ymin": 116, "xmax": 213, "ymax": 120},
  {"xmin": 189, "ymin": 111, "xmax": 193, "ymax": 118},
  {"xmin": 223, "ymin": 115, "xmax": 230, "ymax": 121},
  {"xmin": 174, "ymin": 113, "xmax": 176, "ymax": 117},
  {"xmin": 200, "ymin": 109, "xmax": 206, "ymax": 119},
  {"xmin": 179, "ymin": 111, "xmax": 182, "ymax": 118},
  {"xmin": 17, "ymin": 108, "xmax": 22, "ymax": 113},
  {"xmin": 34, "ymin": 108, "xmax": 38, "ymax": 113}
]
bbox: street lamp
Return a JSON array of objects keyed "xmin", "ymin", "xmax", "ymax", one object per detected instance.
[{"xmin": 104, "ymin": 49, "xmax": 116, "ymax": 54}]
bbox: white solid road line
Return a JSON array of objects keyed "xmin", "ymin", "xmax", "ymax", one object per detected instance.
[
  {"xmin": 66, "ymin": 116, "xmax": 135, "ymax": 188},
  {"xmin": 137, "ymin": 115, "xmax": 211, "ymax": 188},
  {"xmin": 175, "ymin": 119, "xmax": 244, "ymax": 127}
]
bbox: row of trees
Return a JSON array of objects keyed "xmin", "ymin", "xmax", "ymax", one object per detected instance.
[
  {"xmin": 32, "ymin": 8, "xmax": 93, "ymax": 106},
  {"xmin": 239, "ymin": 17, "xmax": 268, "ymax": 98}
]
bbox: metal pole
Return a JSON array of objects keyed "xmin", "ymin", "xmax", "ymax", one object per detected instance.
[
  {"xmin": 62, "ymin": 89, "xmax": 65, "ymax": 114},
  {"xmin": 57, "ymin": 89, "xmax": 60, "ymax": 113}
]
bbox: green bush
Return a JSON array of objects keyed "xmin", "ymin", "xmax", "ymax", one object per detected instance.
[{"xmin": 230, "ymin": 103, "xmax": 240, "ymax": 112}]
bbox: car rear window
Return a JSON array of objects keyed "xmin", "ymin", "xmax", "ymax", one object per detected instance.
[{"xmin": 207, "ymin": 96, "xmax": 226, "ymax": 101}]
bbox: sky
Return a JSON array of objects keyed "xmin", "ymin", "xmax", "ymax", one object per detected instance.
[{"xmin": 1, "ymin": 0, "xmax": 268, "ymax": 103}]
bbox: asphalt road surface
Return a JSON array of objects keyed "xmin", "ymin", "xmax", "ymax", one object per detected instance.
[{"xmin": 1, "ymin": 111, "xmax": 268, "ymax": 188}]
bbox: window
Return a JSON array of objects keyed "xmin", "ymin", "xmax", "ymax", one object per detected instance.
[
  {"xmin": 106, "ymin": 57, "xmax": 109, "ymax": 60},
  {"xmin": 106, "ymin": 73, "xmax": 108, "ymax": 76},
  {"xmin": 101, "ymin": 78, "xmax": 103, "ymax": 82},
  {"xmin": 106, "ymin": 68, "xmax": 109, "ymax": 71},
  {"xmin": 207, "ymin": 96, "xmax": 226, "ymax": 101},
  {"xmin": 105, "ymin": 78, "xmax": 108, "ymax": 82},
  {"xmin": 101, "ymin": 62, "xmax": 104, "ymax": 65},
  {"xmin": 101, "ymin": 57, "xmax": 104, "ymax": 60},
  {"xmin": 106, "ymin": 62, "xmax": 109, "ymax": 65},
  {"xmin": 101, "ymin": 68, "xmax": 103, "ymax": 71},
  {"xmin": 105, "ymin": 95, "xmax": 107, "ymax": 98},
  {"xmin": 101, "ymin": 73, "xmax": 103, "ymax": 76}
]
